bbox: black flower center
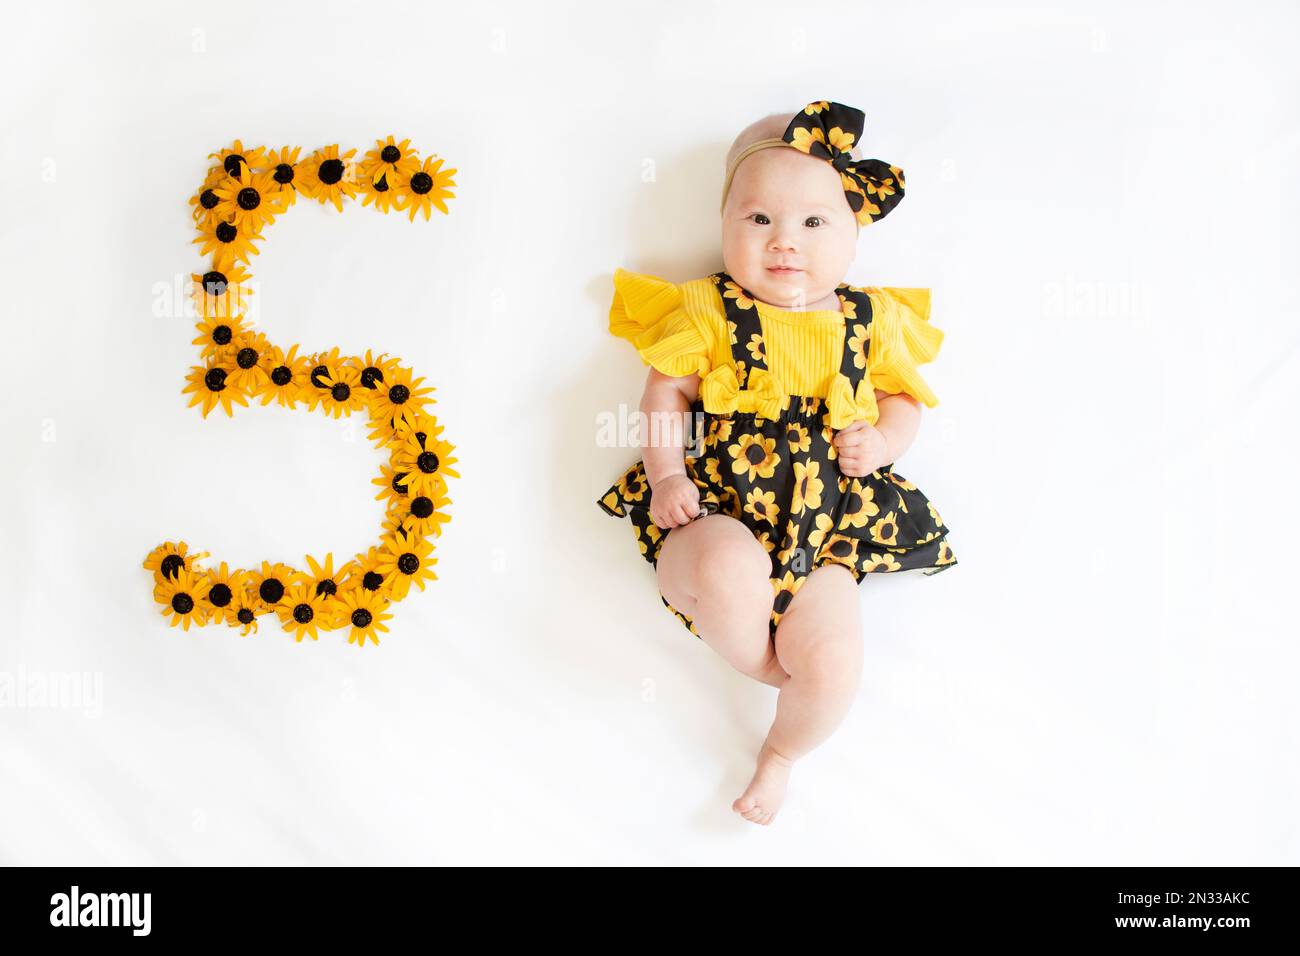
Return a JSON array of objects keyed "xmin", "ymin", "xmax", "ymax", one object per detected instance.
[
  {"xmin": 745, "ymin": 444, "xmax": 765, "ymax": 465},
  {"xmin": 259, "ymin": 578, "xmax": 285, "ymax": 605},
  {"xmin": 310, "ymin": 365, "xmax": 331, "ymax": 389},
  {"xmin": 381, "ymin": 145, "xmax": 401, "ymax": 163},
  {"xmin": 417, "ymin": 451, "xmax": 439, "ymax": 474},
  {"xmin": 293, "ymin": 603, "xmax": 314, "ymax": 624},
  {"xmin": 171, "ymin": 593, "xmax": 194, "ymax": 615},
  {"xmin": 212, "ymin": 324, "xmax": 232, "ymax": 345},
  {"xmin": 351, "ymin": 608, "xmax": 373, "ymax": 629},
  {"xmin": 200, "ymin": 189, "xmax": 219, "ymax": 209},
  {"xmin": 237, "ymin": 608, "xmax": 254, "ymax": 624},
  {"xmin": 159, "ymin": 554, "xmax": 183, "ymax": 579},
  {"xmin": 391, "ymin": 472, "xmax": 408, "ymax": 494},
  {"xmin": 271, "ymin": 365, "xmax": 292, "ymax": 386},
  {"xmin": 410, "ymin": 496, "xmax": 433, "ymax": 518},
  {"xmin": 626, "ymin": 477, "xmax": 642, "ymax": 495},
  {"xmin": 410, "ymin": 171, "xmax": 433, "ymax": 195},
  {"xmin": 830, "ymin": 538, "xmax": 853, "ymax": 558},
  {"xmin": 331, "ymin": 382, "xmax": 350, "ymax": 402},
  {"xmin": 208, "ymin": 583, "xmax": 233, "ymax": 607},
  {"xmin": 203, "ymin": 271, "xmax": 229, "ymax": 297},
  {"xmin": 398, "ymin": 553, "xmax": 419, "ymax": 575},
  {"xmin": 846, "ymin": 492, "xmax": 862, "ymax": 512},
  {"xmin": 319, "ymin": 158, "xmax": 344, "ymax": 185},
  {"xmin": 236, "ymin": 347, "xmax": 257, "ymax": 369},
  {"xmin": 360, "ymin": 366, "xmax": 384, "ymax": 389},
  {"xmin": 204, "ymin": 367, "xmax": 227, "ymax": 392},
  {"xmin": 362, "ymin": 571, "xmax": 383, "ymax": 591},
  {"xmin": 273, "ymin": 163, "xmax": 294, "ymax": 184},
  {"xmin": 315, "ymin": 579, "xmax": 337, "ymax": 598},
  {"xmin": 215, "ymin": 221, "xmax": 238, "ymax": 243},
  {"xmin": 237, "ymin": 187, "xmax": 260, "ymax": 210},
  {"xmin": 773, "ymin": 589, "xmax": 793, "ymax": 614},
  {"xmin": 223, "ymin": 154, "xmax": 245, "ymax": 177},
  {"xmin": 414, "ymin": 431, "xmax": 427, "ymax": 446},
  {"xmin": 374, "ymin": 174, "xmax": 389, "ymax": 192},
  {"xmin": 388, "ymin": 384, "xmax": 409, "ymax": 405}
]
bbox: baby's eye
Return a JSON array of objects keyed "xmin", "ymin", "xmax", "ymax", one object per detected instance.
[
  {"xmin": 804, "ymin": 216, "xmax": 824, "ymax": 228},
  {"xmin": 749, "ymin": 213, "xmax": 770, "ymax": 225}
]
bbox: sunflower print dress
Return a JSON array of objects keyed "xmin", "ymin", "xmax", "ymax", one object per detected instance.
[{"xmin": 597, "ymin": 271, "xmax": 957, "ymax": 639}]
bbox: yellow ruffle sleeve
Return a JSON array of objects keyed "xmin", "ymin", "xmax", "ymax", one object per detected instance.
[
  {"xmin": 608, "ymin": 268, "xmax": 712, "ymax": 379},
  {"xmin": 866, "ymin": 287, "xmax": 944, "ymax": 408}
]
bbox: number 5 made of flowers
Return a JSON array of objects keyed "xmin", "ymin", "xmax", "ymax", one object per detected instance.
[{"xmin": 143, "ymin": 137, "xmax": 460, "ymax": 648}]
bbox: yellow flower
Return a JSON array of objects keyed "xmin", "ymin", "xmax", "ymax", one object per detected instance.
[
  {"xmin": 372, "ymin": 462, "xmax": 412, "ymax": 506},
  {"xmin": 200, "ymin": 562, "xmax": 246, "ymax": 624},
  {"xmin": 744, "ymin": 488, "xmax": 780, "ymax": 527},
  {"xmin": 153, "ymin": 568, "xmax": 212, "ymax": 631},
  {"xmin": 305, "ymin": 363, "xmax": 366, "ymax": 419},
  {"xmin": 366, "ymin": 365, "xmax": 436, "ymax": 435},
  {"xmin": 331, "ymin": 587, "xmax": 393, "ymax": 648},
  {"xmin": 225, "ymin": 330, "xmax": 275, "ymax": 394},
  {"xmin": 721, "ymin": 280, "xmax": 754, "ymax": 310},
  {"xmin": 864, "ymin": 552, "xmax": 902, "ymax": 572},
  {"xmin": 254, "ymin": 343, "xmax": 308, "ymax": 408},
  {"xmin": 869, "ymin": 511, "xmax": 901, "ymax": 546},
  {"xmin": 790, "ymin": 460, "xmax": 825, "ymax": 516},
  {"xmin": 263, "ymin": 145, "xmax": 304, "ymax": 209},
  {"xmin": 846, "ymin": 324, "xmax": 871, "ymax": 371},
  {"xmin": 190, "ymin": 266, "xmax": 255, "ymax": 323},
  {"xmin": 182, "ymin": 362, "xmax": 249, "ymax": 418},
  {"xmin": 346, "ymin": 547, "xmax": 393, "ymax": 602},
  {"xmin": 192, "ymin": 217, "xmax": 263, "ymax": 270},
  {"xmin": 838, "ymin": 478, "xmax": 880, "ymax": 529},
  {"xmin": 250, "ymin": 561, "xmax": 296, "ymax": 613},
  {"xmin": 388, "ymin": 413, "xmax": 461, "ymax": 496},
  {"xmin": 276, "ymin": 583, "xmax": 327, "ymax": 642},
  {"xmin": 142, "ymin": 540, "xmax": 209, "ymax": 585},
  {"xmin": 361, "ymin": 136, "xmax": 422, "ymax": 185},
  {"xmin": 395, "ymin": 155, "xmax": 456, "ymax": 221},
  {"xmin": 212, "ymin": 165, "xmax": 289, "ymax": 231},
  {"xmin": 359, "ymin": 172, "xmax": 403, "ymax": 213},
  {"xmin": 375, "ymin": 529, "xmax": 437, "ymax": 600},
  {"xmin": 299, "ymin": 144, "xmax": 359, "ymax": 212},
  {"xmin": 729, "ymin": 433, "xmax": 779, "ymax": 481},
  {"xmin": 208, "ymin": 139, "xmax": 267, "ymax": 179}
]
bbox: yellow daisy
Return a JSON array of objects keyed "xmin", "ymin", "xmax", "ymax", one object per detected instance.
[
  {"xmin": 225, "ymin": 330, "xmax": 274, "ymax": 394},
  {"xmin": 375, "ymin": 529, "xmax": 437, "ymax": 600},
  {"xmin": 212, "ymin": 165, "xmax": 289, "ymax": 231},
  {"xmin": 305, "ymin": 363, "xmax": 366, "ymax": 419},
  {"xmin": 389, "ymin": 416, "xmax": 461, "ymax": 497},
  {"xmin": 254, "ymin": 343, "xmax": 308, "ymax": 408},
  {"xmin": 199, "ymin": 562, "xmax": 246, "ymax": 624},
  {"xmin": 331, "ymin": 587, "xmax": 393, "ymax": 649},
  {"xmin": 360, "ymin": 135, "xmax": 421, "ymax": 186},
  {"xmin": 182, "ymin": 362, "xmax": 249, "ymax": 418},
  {"xmin": 153, "ymin": 568, "xmax": 212, "ymax": 631},
  {"xmin": 192, "ymin": 217, "xmax": 263, "ymax": 270},
  {"xmin": 790, "ymin": 460, "xmax": 825, "ymax": 516},
  {"xmin": 263, "ymin": 145, "xmax": 304, "ymax": 209},
  {"xmin": 395, "ymin": 155, "xmax": 456, "ymax": 221},
  {"xmin": 729, "ymin": 433, "xmax": 779, "ymax": 481},
  {"xmin": 142, "ymin": 540, "xmax": 209, "ymax": 585},
  {"xmin": 366, "ymin": 366, "xmax": 436, "ymax": 434},
  {"xmin": 208, "ymin": 139, "xmax": 267, "ymax": 179},
  {"xmin": 298, "ymin": 144, "xmax": 359, "ymax": 212},
  {"xmin": 250, "ymin": 560, "xmax": 296, "ymax": 613},
  {"xmin": 190, "ymin": 266, "xmax": 255, "ymax": 322},
  {"xmin": 275, "ymin": 583, "xmax": 327, "ymax": 642},
  {"xmin": 372, "ymin": 462, "xmax": 412, "ymax": 506},
  {"xmin": 721, "ymin": 280, "xmax": 755, "ymax": 310}
]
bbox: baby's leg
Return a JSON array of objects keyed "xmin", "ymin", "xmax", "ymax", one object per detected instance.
[
  {"xmin": 657, "ymin": 514, "xmax": 789, "ymax": 688},
  {"xmin": 733, "ymin": 563, "xmax": 863, "ymax": 825}
]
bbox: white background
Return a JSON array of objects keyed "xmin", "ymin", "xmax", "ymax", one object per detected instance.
[{"xmin": 1, "ymin": 0, "xmax": 1296, "ymax": 865}]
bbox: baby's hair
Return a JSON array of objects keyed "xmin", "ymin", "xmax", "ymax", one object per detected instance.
[{"xmin": 723, "ymin": 107, "xmax": 864, "ymax": 174}]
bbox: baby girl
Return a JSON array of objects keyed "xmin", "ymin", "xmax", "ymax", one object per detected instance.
[{"xmin": 597, "ymin": 100, "xmax": 956, "ymax": 825}]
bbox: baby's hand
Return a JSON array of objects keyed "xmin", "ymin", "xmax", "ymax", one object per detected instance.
[
  {"xmin": 649, "ymin": 474, "xmax": 701, "ymax": 529},
  {"xmin": 832, "ymin": 421, "xmax": 891, "ymax": 477}
]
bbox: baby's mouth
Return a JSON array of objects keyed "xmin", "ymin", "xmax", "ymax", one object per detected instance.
[{"xmin": 766, "ymin": 266, "xmax": 802, "ymax": 275}]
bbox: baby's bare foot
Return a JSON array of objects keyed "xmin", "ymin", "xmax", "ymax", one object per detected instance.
[{"xmin": 732, "ymin": 741, "xmax": 794, "ymax": 825}]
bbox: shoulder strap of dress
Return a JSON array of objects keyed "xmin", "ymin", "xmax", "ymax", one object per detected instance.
[
  {"xmin": 836, "ymin": 286, "xmax": 875, "ymax": 387},
  {"xmin": 709, "ymin": 272, "xmax": 766, "ymax": 386}
]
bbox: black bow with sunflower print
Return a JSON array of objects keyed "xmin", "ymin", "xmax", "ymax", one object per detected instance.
[
  {"xmin": 720, "ymin": 100, "xmax": 906, "ymax": 227},
  {"xmin": 782, "ymin": 100, "xmax": 905, "ymax": 226}
]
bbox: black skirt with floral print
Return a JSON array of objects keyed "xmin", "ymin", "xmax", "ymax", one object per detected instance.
[{"xmin": 597, "ymin": 272, "xmax": 956, "ymax": 639}]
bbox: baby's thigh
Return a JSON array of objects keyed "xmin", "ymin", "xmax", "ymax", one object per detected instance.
[
  {"xmin": 656, "ymin": 513, "xmax": 772, "ymax": 613},
  {"xmin": 773, "ymin": 564, "xmax": 863, "ymax": 679}
]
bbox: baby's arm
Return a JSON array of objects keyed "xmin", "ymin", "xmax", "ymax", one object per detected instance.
[
  {"xmin": 832, "ymin": 389, "xmax": 922, "ymax": 476},
  {"xmin": 640, "ymin": 368, "xmax": 702, "ymax": 528},
  {"xmin": 873, "ymin": 388, "xmax": 922, "ymax": 465}
]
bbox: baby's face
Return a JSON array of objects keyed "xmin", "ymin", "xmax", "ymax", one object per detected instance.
[{"xmin": 721, "ymin": 147, "xmax": 858, "ymax": 310}]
